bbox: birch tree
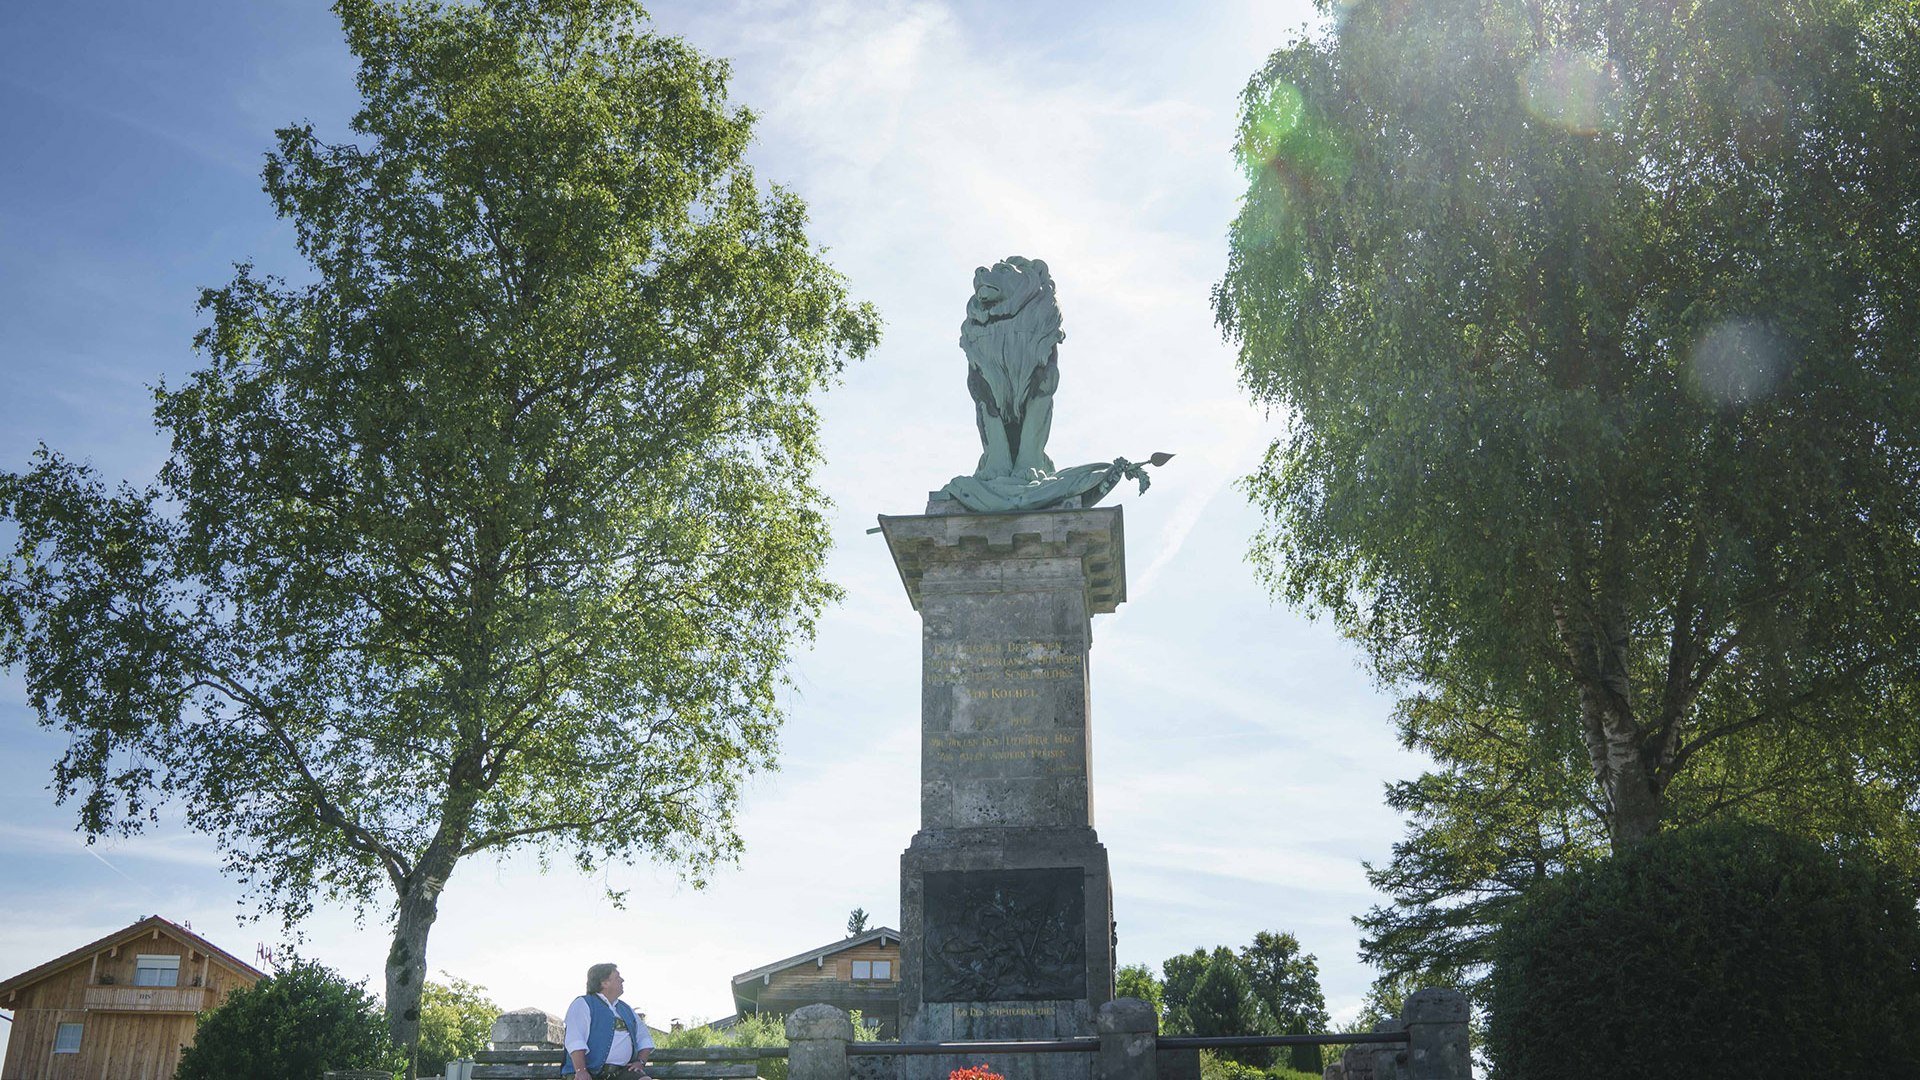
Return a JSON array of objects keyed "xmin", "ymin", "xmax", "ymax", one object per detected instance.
[{"xmin": 0, "ymin": 0, "xmax": 878, "ymax": 1052}]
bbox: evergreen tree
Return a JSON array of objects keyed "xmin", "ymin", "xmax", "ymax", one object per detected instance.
[{"xmin": 1185, "ymin": 951, "xmax": 1272, "ymax": 1067}]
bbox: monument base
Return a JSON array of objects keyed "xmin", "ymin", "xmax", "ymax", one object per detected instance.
[{"xmin": 898, "ymin": 827, "xmax": 1113, "ymax": 1080}]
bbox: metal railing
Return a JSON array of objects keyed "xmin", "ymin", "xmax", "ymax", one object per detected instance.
[{"xmin": 845, "ymin": 1029, "xmax": 1408, "ymax": 1056}]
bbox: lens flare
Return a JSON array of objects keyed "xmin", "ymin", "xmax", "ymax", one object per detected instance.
[
  {"xmin": 1520, "ymin": 48, "xmax": 1622, "ymax": 135},
  {"xmin": 1237, "ymin": 80, "xmax": 1305, "ymax": 176},
  {"xmin": 1689, "ymin": 318, "xmax": 1789, "ymax": 406}
]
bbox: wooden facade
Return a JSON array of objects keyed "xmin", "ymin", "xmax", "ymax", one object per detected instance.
[
  {"xmin": 0, "ymin": 915, "xmax": 264, "ymax": 1080},
  {"xmin": 731, "ymin": 929, "xmax": 902, "ymax": 1037}
]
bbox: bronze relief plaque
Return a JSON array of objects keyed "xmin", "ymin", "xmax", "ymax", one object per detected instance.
[{"xmin": 922, "ymin": 867, "xmax": 1085, "ymax": 1002}]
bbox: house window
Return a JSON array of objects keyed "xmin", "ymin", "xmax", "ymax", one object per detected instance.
[
  {"xmin": 134, "ymin": 954, "xmax": 181, "ymax": 987},
  {"xmin": 851, "ymin": 960, "xmax": 892, "ymax": 981},
  {"xmin": 54, "ymin": 1023, "xmax": 83, "ymax": 1053}
]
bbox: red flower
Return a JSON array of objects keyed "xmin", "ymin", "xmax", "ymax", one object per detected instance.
[{"xmin": 950, "ymin": 1066, "xmax": 1004, "ymax": 1080}]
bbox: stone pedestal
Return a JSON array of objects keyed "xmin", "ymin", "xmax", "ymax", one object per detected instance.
[{"xmin": 879, "ymin": 507, "xmax": 1125, "ymax": 1080}]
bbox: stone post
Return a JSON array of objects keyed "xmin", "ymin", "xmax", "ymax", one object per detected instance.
[
  {"xmin": 788, "ymin": 1003, "xmax": 855, "ymax": 1080},
  {"xmin": 1336, "ymin": 1022, "xmax": 1403, "ymax": 1080},
  {"xmin": 1369, "ymin": 1021, "xmax": 1407, "ymax": 1080},
  {"xmin": 1400, "ymin": 989, "xmax": 1470, "ymax": 1080},
  {"xmin": 1097, "ymin": 998, "xmax": 1156, "ymax": 1080},
  {"xmin": 490, "ymin": 1007, "xmax": 565, "ymax": 1050}
]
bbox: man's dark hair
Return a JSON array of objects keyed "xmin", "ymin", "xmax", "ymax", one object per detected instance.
[{"xmin": 586, "ymin": 963, "xmax": 618, "ymax": 994}]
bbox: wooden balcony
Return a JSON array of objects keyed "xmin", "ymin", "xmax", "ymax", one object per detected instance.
[{"xmin": 84, "ymin": 984, "xmax": 211, "ymax": 1013}]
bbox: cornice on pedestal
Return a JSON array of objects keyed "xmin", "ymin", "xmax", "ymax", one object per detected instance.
[{"xmin": 877, "ymin": 506, "xmax": 1126, "ymax": 614}]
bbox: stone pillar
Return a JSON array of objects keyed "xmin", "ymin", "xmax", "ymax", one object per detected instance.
[
  {"xmin": 788, "ymin": 1004, "xmax": 854, "ymax": 1080},
  {"xmin": 1335, "ymin": 1044, "xmax": 1373, "ymax": 1080},
  {"xmin": 1368, "ymin": 1021, "xmax": 1406, "ymax": 1080},
  {"xmin": 1337, "ymin": 1024, "xmax": 1404, "ymax": 1080},
  {"xmin": 489, "ymin": 1007, "xmax": 565, "ymax": 1050},
  {"xmin": 1098, "ymin": 998, "xmax": 1156, "ymax": 1080},
  {"xmin": 881, "ymin": 507, "xmax": 1125, "ymax": 1080},
  {"xmin": 1401, "ymin": 989, "xmax": 1470, "ymax": 1080}
]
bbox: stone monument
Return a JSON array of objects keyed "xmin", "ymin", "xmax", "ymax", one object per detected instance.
[{"xmin": 880, "ymin": 257, "xmax": 1167, "ymax": 1080}]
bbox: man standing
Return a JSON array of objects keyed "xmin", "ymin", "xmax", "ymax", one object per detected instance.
[{"xmin": 563, "ymin": 963, "xmax": 653, "ymax": 1080}]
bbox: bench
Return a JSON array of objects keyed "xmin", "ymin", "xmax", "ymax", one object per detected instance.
[{"xmin": 471, "ymin": 1046, "xmax": 774, "ymax": 1080}]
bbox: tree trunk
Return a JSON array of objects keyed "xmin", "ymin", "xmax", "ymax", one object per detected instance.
[
  {"xmin": 385, "ymin": 850, "xmax": 455, "ymax": 1056},
  {"xmin": 1558, "ymin": 589, "xmax": 1671, "ymax": 851},
  {"xmin": 1572, "ymin": 676, "xmax": 1667, "ymax": 849}
]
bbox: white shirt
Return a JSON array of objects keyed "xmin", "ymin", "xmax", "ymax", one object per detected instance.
[{"xmin": 563, "ymin": 993, "xmax": 653, "ymax": 1066}]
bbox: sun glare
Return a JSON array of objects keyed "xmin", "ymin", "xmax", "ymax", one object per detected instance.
[{"xmin": 1520, "ymin": 48, "xmax": 1622, "ymax": 135}]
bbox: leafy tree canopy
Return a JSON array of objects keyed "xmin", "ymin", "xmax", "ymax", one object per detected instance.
[
  {"xmin": 1159, "ymin": 934, "xmax": 1331, "ymax": 1072},
  {"xmin": 174, "ymin": 958, "xmax": 397, "ymax": 1080},
  {"xmin": 1159, "ymin": 947, "xmax": 1226, "ymax": 1036},
  {"xmin": 0, "ymin": 0, "xmax": 877, "ymax": 1053},
  {"xmin": 416, "ymin": 975, "xmax": 498, "ymax": 1077},
  {"xmin": 1116, "ymin": 963, "xmax": 1165, "ymax": 1020},
  {"xmin": 1217, "ymin": 0, "xmax": 1920, "ymax": 1006},
  {"xmin": 1187, "ymin": 952, "xmax": 1271, "ymax": 1067},
  {"xmin": 657, "ymin": 1011, "xmax": 880, "ymax": 1080},
  {"xmin": 1238, "ymin": 931, "xmax": 1330, "ymax": 1074}
]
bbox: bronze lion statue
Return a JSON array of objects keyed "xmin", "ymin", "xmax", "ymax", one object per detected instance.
[{"xmin": 960, "ymin": 256, "xmax": 1063, "ymax": 480}]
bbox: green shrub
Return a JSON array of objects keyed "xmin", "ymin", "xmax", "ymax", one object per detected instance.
[
  {"xmin": 660, "ymin": 1010, "xmax": 881, "ymax": 1080},
  {"xmin": 175, "ymin": 958, "xmax": 398, "ymax": 1080},
  {"xmin": 1196, "ymin": 1052, "xmax": 1320, "ymax": 1080},
  {"xmin": 1487, "ymin": 822, "xmax": 1920, "ymax": 1079}
]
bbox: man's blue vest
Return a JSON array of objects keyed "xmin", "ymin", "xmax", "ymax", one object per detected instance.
[{"xmin": 560, "ymin": 994, "xmax": 641, "ymax": 1075}]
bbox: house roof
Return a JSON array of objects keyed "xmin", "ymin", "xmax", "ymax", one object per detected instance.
[
  {"xmin": 730, "ymin": 927, "xmax": 901, "ymax": 987},
  {"xmin": 0, "ymin": 914, "xmax": 267, "ymax": 998}
]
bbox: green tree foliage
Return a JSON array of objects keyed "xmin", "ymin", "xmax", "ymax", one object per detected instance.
[
  {"xmin": 1186, "ymin": 953, "xmax": 1271, "ymax": 1067},
  {"xmin": 1161, "ymin": 936, "xmax": 1332, "ymax": 1071},
  {"xmin": 1238, "ymin": 932, "xmax": 1330, "ymax": 1074},
  {"xmin": 1158, "ymin": 947, "xmax": 1219, "ymax": 1036},
  {"xmin": 415, "ymin": 975, "xmax": 498, "ymax": 1078},
  {"xmin": 659, "ymin": 1011, "xmax": 881, "ymax": 1080},
  {"xmin": 846, "ymin": 908, "xmax": 869, "ymax": 936},
  {"xmin": 1486, "ymin": 823, "xmax": 1920, "ymax": 1078},
  {"xmin": 1161, "ymin": 934, "xmax": 1331, "ymax": 1065},
  {"xmin": 1216, "ymin": 0, "xmax": 1920, "ymax": 1003},
  {"xmin": 1356, "ymin": 695, "xmax": 1611, "ymax": 1005},
  {"xmin": 1115, "ymin": 963, "xmax": 1165, "ymax": 1020},
  {"xmin": 1198, "ymin": 1052, "xmax": 1322, "ymax": 1080},
  {"xmin": 175, "ymin": 958, "xmax": 398, "ymax": 1080},
  {"xmin": 0, "ymin": 0, "xmax": 878, "ymax": 1054}
]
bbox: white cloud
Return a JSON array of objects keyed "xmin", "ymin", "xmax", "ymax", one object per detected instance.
[{"xmin": 0, "ymin": 821, "xmax": 226, "ymax": 870}]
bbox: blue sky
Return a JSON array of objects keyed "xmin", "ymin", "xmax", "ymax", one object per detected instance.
[{"xmin": 0, "ymin": 0, "xmax": 1428, "ymax": 1057}]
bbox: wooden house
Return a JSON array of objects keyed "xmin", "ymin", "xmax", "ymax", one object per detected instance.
[
  {"xmin": 730, "ymin": 927, "xmax": 901, "ymax": 1037},
  {"xmin": 0, "ymin": 915, "xmax": 265, "ymax": 1080}
]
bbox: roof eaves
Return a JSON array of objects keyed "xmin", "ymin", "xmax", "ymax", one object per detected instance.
[
  {"xmin": 729, "ymin": 927, "xmax": 901, "ymax": 986},
  {"xmin": 0, "ymin": 914, "xmax": 267, "ymax": 997}
]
